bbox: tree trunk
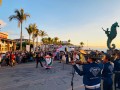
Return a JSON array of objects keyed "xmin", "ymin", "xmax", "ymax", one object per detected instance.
[
  {"xmin": 20, "ymin": 22, "xmax": 22, "ymax": 51},
  {"xmin": 33, "ymin": 37, "xmax": 35, "ymax": 52},
  {"xmin": 36, "ymin": 36, "xmax": 38, "ymax": 51},
  {"xmin": 29, "ymin": 34, "xmax": 30, "ymax": 45}
]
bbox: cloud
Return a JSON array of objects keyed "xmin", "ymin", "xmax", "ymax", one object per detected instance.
[{"xmin": 0, "ymin": 20, "xmax": 7, "ymax": 27}]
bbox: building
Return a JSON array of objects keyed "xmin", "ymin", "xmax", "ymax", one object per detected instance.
[
  {"xmin": 14, "ymin": 38, "xmax": 31, "ymax": 43},
  {"xmin": 0, "ymin": 32, "xmax": 16, "ymax": 53},
  {"xmin": 14, "ymin": 38, "xmax": 42, "ymax": 51}
]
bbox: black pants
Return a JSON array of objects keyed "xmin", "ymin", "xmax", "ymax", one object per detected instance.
[
  {"xmin": 5, "ymin": 58, "xmax": 10, "ymax": 66},
  {"xmin": 36, "ymin": 60, "xmax": 43, "ymax": 68},
  {"xmin": 103, "ymin": 79, "xmax": 113, "ymax": 90},
  {"xmin": 115, "ymin": 73, "xmax": 120, "ymax": 89}
]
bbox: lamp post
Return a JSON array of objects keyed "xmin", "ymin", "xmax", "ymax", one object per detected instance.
[{"xmin": 0, "ymin": 24, "xmax": 1, "ymax": 30}]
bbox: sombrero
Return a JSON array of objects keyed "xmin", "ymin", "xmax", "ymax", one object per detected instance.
[{"xmin": 80, "ymin": 50, "xmax": 87, "ymax": 54}]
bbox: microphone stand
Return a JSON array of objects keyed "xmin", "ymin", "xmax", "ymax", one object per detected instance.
[{"xmin": 71, "ymin": 66, "xmax": 75, "ymax": 90}]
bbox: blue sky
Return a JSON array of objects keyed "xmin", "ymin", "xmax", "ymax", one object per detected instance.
[{"xmin": 1, "ymin": 0, "xmax": 120, "ymax": 50}]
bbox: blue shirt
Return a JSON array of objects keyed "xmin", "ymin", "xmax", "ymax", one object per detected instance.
[
  {"xmin": 102, "ymin": 62, "xmax": 114, "ymax": 78},
  {"xmin": 114, "ymin": 59, "xmax": 120, "ymax": 72},
  {"xmin": 102, "ymin": 62, "xmax": 114, "ymax": 85},
  {"xmin": 73, "ymin": 62, "xmax": 103, "ymax": 86}
]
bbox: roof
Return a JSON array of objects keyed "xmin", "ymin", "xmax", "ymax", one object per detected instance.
[{"xmin": 0, "ymin": 38, "xmax": 16, "ymax": 42}]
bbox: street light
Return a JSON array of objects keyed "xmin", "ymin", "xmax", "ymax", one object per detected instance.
[{"xmin": 0, "ymin": 24, "xmax": 1, "ymax": 30}]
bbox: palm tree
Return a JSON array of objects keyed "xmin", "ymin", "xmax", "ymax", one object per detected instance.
[
  {"xmin": 39, "ymin": 30, "xmax": 48, "ymax": 51},
  {"xmin": 48, "ymin": 37, "xmax": 52, "ymax": 44},
  {"xmin": 42, "ymin": 38, "xmax": 48, "ymax": 44},
  {"xmin": 9, "ymin": 8, "xmax": 30, "ymax": 51},
  {"xmin": 34, "ymin": 29, "xmax": 39, "ymax": 51},
  {"xmin": 39, "ymin": 30, "xmax": 48, "ymax": 42},
  {"xmin": 25, "ymin": 24, "xmax": 32, "ymax": 45},
  {"xmin": 68, "ymin": 39, "xmax": 71, "ymax": 45},
  {"xmin": 0, "ymin": 0, "xmax": 2, "ymax": 5},
  {"xmin": 31, "ymin": 24, "xmax": 38, "ymax": 51},
  {"xmin": 80, "ymin": 42, "xmax": 84, "ymax": 48},
  {"xmin": 53, "ymin": 37, "xmax": 59, "ymax": 45}
]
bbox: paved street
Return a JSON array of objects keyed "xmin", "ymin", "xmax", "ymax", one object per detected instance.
[{"xmin": 0, "ymin": 61, "xmax": 84, "ymax": 90}]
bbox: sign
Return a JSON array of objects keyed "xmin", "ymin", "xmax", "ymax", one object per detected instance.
[{"xmin": 26, "ymin": 45, "xmax": 30, "ymax": 52}]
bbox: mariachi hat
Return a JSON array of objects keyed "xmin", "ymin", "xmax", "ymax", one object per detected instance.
[
  {"xmin": 88, "ymin": 52, "xmax": 99, "ymax": 61},
  {"xmin": 80, "ymin": 50, "xmax": 87, "ymax": 54},
  {"xmin": 103, "ymin": 53, "xmax": 111, "ymax": 60}
]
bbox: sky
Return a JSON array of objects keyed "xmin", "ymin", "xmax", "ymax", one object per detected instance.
[{"xmin": 1, "ymin": 0, "xmax": 120, "ymax": 50}]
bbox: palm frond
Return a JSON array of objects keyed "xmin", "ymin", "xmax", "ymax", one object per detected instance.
[
  {"xmin": 0, "ymin": 0, "xmax": 2, "ymax": 5},
  {"xmin": 9, "ymin": 15, "xmax": 18, "ymax": 21},
  {"xmin": 39, "ymin": 30, "xmax": 48, "ymax": 37},
  {"xmin": 15, "ymin": 9, "xmax": 21, "ymax": 19},
  {"xmin": 23, "ymin": 14, "xmax": 30, "ymax": 21}
]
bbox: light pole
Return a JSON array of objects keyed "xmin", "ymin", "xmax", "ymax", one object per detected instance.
[
  {"xmin": 0, "ymin": 24, "xmax": 1, "ymax": 30},
  {"xmin": 87, "ymin": 40, "xmax": 88, "ymax": 50}
]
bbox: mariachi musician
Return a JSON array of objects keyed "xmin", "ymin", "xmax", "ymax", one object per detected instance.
[{"xmin": 71, "ymin": 52, "xmax": 103, "ymax": 90}]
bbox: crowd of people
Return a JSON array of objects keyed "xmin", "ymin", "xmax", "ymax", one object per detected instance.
[
  {"xmin": 0, "ymin": 51, "xmax": 53, "ymax": 67},
  {"xmin": 0, "ymin": 49, "xmax": 120, "ymax": 90},
  {"xmin": 0, "ymin": 51, "xmax": 35, "ymax": 67}
]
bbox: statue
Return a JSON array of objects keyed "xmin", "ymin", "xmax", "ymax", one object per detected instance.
[{"xmin": 102, "ymin": 22, "xmax": 119, "ymax": 50}]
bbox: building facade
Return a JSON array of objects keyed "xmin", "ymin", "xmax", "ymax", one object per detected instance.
[
  {"xmin": 14, "ymin": 38, "xmax": 31, "ymax": 43},
  {"xmin": 0, "ymin": 32, "xmax": 16, "ymax": 53}
]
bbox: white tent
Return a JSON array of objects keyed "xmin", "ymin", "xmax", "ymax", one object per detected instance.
[{"xmin": 58, "ymin": 46, "xmax": 74, "ymax": 52}]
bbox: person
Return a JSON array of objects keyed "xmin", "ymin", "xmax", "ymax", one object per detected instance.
[
  {"xmin": 10, "ymin": 52, "xmax": 16, "ymax": 67},
  {"xmin": 36, "ymin": 53, "xmax": 44, "ymax": 68},
  {"xmin": 71, "ymin": 54, "xmax": 103, "ymax": 90},
  {"xmin": 66, "ymin": 52, "xmax": 69, "ymax": 64},
  {"xmin": 101, "ymin": 53, "xmax": 114, "ymax": 90},
  {"xmin": 5, "ymin": 55, "xmax": 10, "ymax": 66},
  {"xmin": 62, "ymin": 52, "xmax": 66, "ymax": 63},
  {"xmin": 114, "ymin": 52, "xmax": 120, "ymax": 90},
  {"xmin": 44, "ymin": 54, "xmax": 53, "ymax": 69},
  {"xmin": 0, "ymin": 53, "xmax": 1, "ymax": 63}
]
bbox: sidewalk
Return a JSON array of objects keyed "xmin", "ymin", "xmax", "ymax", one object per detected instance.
[{"xmin": 0, "ymin": 61, "xmax": 84, "ymax": 90}]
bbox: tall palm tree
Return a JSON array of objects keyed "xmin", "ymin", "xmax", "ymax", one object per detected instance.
[
  {"xmin": 34, "ymin": 29, "xmax": 39, "ymax": 51},
  {"xmin": 25, "ymin": 24, "xmax": 32, "ymax": 45},
  {"xmin": 0, "ymin": 0, "xmax": 2, "ymax": 5},
  {"xmin": 9, "ymin": 8, "xmax": 30, "ymax": 51},
  {"xmin": 31, "ymin": 24, "xmax": 38, "ymax": 51},
  {"xmin": 80, "ymin": 42, "xmax": 84, "ymax": 48}
]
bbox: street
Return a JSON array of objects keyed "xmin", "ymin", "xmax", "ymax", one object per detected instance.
[{"xmin": 0, "ymin": 61, "xmax": 84, "ymax": 90}]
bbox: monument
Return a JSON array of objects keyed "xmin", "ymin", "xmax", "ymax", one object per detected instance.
[{"xmin": 102, "ymin": 22, "xmax": 119, "ymax": 50}]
